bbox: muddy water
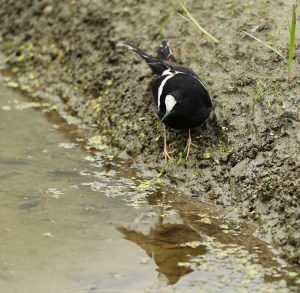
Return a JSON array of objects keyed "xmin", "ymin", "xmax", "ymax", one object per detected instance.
[{"xmin": 0, "ymin": 81, "xmax": 299, "ymax": 293}]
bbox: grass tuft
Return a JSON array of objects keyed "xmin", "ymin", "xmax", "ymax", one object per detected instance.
[
  {"xmin": 178, "ymin": 1, "xmax": 220, "ymax": 44},
  {"xmin": 288, "ymin": 3, "xmax": 297, "ymax": 84}
]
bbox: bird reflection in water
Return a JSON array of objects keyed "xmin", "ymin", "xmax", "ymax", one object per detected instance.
[
  {"xmin": 117, "ymin": 221, "xmax": 206, "ymax": 285},
  {"xmin": 117, "ymin": 191, "xmax": 208, "ymax": 285},
  {"xmin": 116, "ymin": 189, "xmax": 282, "ymax": 286}
]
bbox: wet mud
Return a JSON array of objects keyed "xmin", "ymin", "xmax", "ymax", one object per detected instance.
[{"xmin": 0, "ymin": 0, "xmax": 299, "ymax": 265}]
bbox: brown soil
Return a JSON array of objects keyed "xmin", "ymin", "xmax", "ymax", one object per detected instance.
[{"xmin": 0, "ymin": 0, "xmax": 299, "ymax": 264}]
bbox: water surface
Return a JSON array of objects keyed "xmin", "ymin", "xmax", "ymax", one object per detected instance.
[{"xmin": 0, "ymin": 81, "xmax": 299, "ymax": 293}]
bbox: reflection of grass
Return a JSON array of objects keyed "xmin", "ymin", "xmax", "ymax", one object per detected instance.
[
  {"xmin": 288, "ymin": 3, "xmax": 297, "ymax": 84},
  {"xmin": 242, "ymin": 30, "xmax": 286, "ymax": 60},
  {"xmin": 178, "ymin": 1, "xmax": 219, "ymax": 44}
]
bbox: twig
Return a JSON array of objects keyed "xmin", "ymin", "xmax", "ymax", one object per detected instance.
[{"xmin": 242, "ymin": 30, "xmax": 286, "ymax": 60}]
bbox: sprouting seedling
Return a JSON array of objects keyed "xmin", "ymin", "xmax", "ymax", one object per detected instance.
[
  {"xmin": 178, "ymin": 1, "xmax": 220, "ymax": 44},
  {"xmin": 288, "ymin": 3, "xmax": 297, "ymax": 84},
  {"xmin": 241, "ymin": 30, "xmax": 286, "ymax": 60}
]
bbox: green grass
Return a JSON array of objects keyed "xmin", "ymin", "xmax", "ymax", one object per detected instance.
[
  {"xmin": 288, "ymin": 3, "xmax": 297, "ymax": 83},
  {"xmin": 178, "ymin": 1, "xmax": 220, "ymax": 44}
]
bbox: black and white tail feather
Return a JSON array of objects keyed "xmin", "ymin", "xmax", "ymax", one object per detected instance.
[
  {"xmin": 119, "ymin": 41, "xmax": 176, "ymax": 75},
  {"xmin": 156, "ymin": 41, "xmax": 177, "ymax": 62},
  {"xmin": 118, "ymin": 41, "xmax": 199, "ymax": 78}
]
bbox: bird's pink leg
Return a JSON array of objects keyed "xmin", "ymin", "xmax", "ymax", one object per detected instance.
[
  {"xmin": 163, "ymin": 124, "xmax": 173, "ymax": 163},
  {"xmin": 184, "ymin": 129, "xmax": 198, "ymax": 160}
]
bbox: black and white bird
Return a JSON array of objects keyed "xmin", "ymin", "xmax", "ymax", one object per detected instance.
[{"xmin": 120, "ymin": 41, "xmax": 212, "ymax": 163}]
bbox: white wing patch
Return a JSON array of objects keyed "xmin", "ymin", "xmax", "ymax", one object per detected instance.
[{"xmin": 165, "ymin": 94, "xmax": 177, "ymax": 112}]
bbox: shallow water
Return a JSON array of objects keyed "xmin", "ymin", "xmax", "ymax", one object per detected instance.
[{"xmin": 0, "ymin": 81, "xmax": 299, "ymax": 293}]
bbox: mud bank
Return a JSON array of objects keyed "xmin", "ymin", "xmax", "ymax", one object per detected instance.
[{"xmin": 0, "ymin": 0, "xmax": 299, "ymax": 264}]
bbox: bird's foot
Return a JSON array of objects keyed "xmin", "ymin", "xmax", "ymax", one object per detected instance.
[
  {"xmin": 162, "ymin": 124, "xmax": 175, "ymax": 164},
  {"xmin": 163, "ymin": 146, "xmax": 174, "ymax": 164},
  {"xmin": 184, "ymin": 141, "xmax": 198, "ymax": 152}
]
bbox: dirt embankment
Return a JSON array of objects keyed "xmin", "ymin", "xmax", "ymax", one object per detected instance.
[{"xmin": 0, "ymin": 0, "xmax": 299, "ymax": 264}]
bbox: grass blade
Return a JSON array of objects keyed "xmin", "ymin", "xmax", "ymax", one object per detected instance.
[
  {"xmin": 288, "ymin": 4, "xmax": 297, "ymax": 83},
  {"xmin": 178, "ymin": 1, "xmax": 220, "ymax": 44},
  {"xmin": 242, "ymin": 30, "xmax": 286, "ymax": 60}
]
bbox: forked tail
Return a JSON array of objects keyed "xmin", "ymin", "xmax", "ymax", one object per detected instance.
[
  {"xmin": 156, "ymin": 40, "xmax": 177, "ymax": 62},
  {"xmin": 119, "ymin": 41, "xmax": 176, "ymax": 75}
]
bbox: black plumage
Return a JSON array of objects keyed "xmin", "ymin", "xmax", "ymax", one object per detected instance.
[{"xmin": 121, "ymin": 41, "xmax": 212, "ymax": 162}]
